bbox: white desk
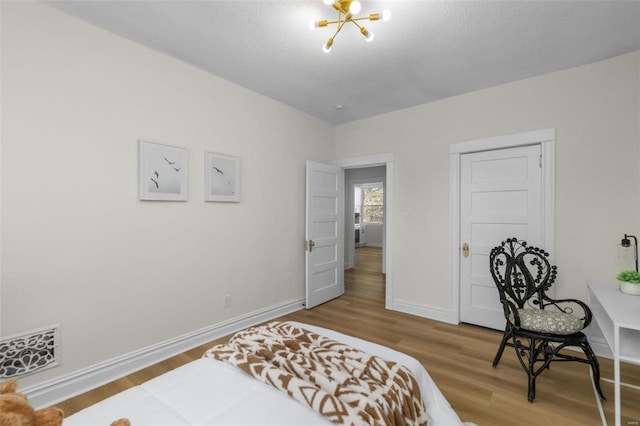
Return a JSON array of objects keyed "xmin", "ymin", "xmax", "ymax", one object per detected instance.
[{"xmin": 587, "ymin": 283, "xmax": 640, "ymax": 426}]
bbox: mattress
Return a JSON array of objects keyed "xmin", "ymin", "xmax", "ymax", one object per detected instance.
[{"xmin": 65, "ymin": 322, "xmax": 473, "ymax": 426}]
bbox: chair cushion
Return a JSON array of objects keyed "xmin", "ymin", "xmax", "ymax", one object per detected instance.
[{"xmin": 515, "ymin": 309, "xmax": 584, "ymax": 335}]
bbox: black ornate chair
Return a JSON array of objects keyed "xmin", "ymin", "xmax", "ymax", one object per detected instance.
[{"xmin": 489, "ymin": 238, "xmax": 605, "ymax": 402}]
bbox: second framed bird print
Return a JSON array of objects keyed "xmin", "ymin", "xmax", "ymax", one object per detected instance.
[{"xmin": 205, "ymin": 151, "xmax": 240, "ymax": 202}]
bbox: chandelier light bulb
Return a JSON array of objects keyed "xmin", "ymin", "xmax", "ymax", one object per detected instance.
[
  {"xmin": 360, "ymin": 27, "xmax": 374, "ymax": 42},
  {"xmin": 309, "ymin": 19, "xmax": 328, "ymax": 31},
  {"xmin": 349, "ymin": 1, "xmax": 362, "ymax": 15},
  {"xmin": 382, "ymin": 9, "xmax": 391, "ymax": 21},
  {"xmin": 323, "ymin": 0, "xmax": 333, "ymax": 5},
  {"xmin": 323, "ymin": 38, "xmax": 334, "ymax": 53}
]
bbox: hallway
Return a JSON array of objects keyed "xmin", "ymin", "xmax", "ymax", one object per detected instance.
[{"xmin": 344, "ymin": 246, "xmax": 385, "ymax": 309}]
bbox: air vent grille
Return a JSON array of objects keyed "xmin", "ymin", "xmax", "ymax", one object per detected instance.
[{"xmin": 0, "ymin": 325, "xmax": 59, "ymax": 378}]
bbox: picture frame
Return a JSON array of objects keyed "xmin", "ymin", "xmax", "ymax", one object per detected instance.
[
  {"xmin": 139, "ymin": 140, "xmax": 188, "ymax": 201},
  {"xmin": 205, "ymin": 151, "xmax": 240, "ymax": 202}
]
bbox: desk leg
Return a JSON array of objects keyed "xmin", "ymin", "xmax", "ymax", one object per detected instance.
[{"xmin": 614, "ymin": 325, "xmax": 621, "ymax": 426}]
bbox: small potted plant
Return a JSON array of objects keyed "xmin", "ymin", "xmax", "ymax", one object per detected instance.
[{"xmin": 616, "ymin": 270, "xmax": 640, "ymax": 295}]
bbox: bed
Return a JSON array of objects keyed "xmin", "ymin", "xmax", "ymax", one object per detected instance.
[{"xmin": 64, "ymin": 322, "xmax": 474, "ymax": 426}]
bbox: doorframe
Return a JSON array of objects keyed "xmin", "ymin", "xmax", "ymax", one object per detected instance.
[
  {"xmin": 449, "ymin": 128, "xmax": 556, "ymax": 323},
  {"xmin": 335, "ymin": 153, "xmax": 394, "ymax": 310}
]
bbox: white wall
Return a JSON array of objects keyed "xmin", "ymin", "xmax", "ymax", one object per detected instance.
[
  {"xmin": 0, "ymin": 1, "xmax": 334, "ymax": 389},
  {"xmin": 336, "ymin": 51, "xmax": 640, "ymax": 313}
]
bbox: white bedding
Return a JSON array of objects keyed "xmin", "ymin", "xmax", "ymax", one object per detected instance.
[{"xmin": 64, "ymin": 322, "xmax": 473, "ymax": 426}]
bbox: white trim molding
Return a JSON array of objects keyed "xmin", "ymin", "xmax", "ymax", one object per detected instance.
[
  {"xmin": 393, "ymin": 299, "xmax": 459, "ymax": 325},
  {"xmin": 334, "ymin": 153, "xmax": 394, "ymax": 169},
  {"xmin": 449, "ymin": 128, "xmax": 556, "ymax": 155},
  {"xmin": 449, "ymin": 129, "xmax": 556, "ymax": 324},
  {"xmin": 23, "ymin": 298, "xmax": 304, "ymax": 409}
]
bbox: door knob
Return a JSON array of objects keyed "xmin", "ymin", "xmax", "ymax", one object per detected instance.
[
  {"xmin": 462, "ymin": 243, "xmax": 470, "ymax": 258},
  {"xmin": 305, "ymin": 240, "xmax": 315, "ymax": 252}
]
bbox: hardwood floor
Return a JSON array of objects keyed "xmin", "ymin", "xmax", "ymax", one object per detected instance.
[{"xmin": 57, "ymin": 246, "xmax": 640, "ymax": 425}]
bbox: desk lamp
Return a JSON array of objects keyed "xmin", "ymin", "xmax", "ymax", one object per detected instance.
[{"xmin": 621, "ymin": 234, "xmax": 638, "ymax": 272}]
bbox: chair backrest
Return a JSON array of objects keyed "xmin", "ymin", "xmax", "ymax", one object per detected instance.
[{"xmin": 489, "ymin": 238, "xmax": 557, "ymax": 309}]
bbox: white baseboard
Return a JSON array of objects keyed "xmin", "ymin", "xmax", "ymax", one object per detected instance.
[
  {"xmin": 392, "ymin": 298, "xmax": 459, "ymax": 325},
  {"xmin": 23, "ymin": 298, "xmax": 305, "ymax": 409}
]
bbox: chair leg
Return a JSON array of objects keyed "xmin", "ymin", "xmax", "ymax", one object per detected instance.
[
  {"xmin": 493, "ymin": 326, "xmax": 512, "ymax": 367},
  {"xmin": 527, "ymin": 337, "xmax": 537, "ymax": 402},
  {"xmin": 582, "ymin": 342, "xmax": 606, "ymax": 401},
  {"xmin": 527, "ymin": 374, "xmax": 536, "ymax": 402},
  {"xmin": 543, "ymin": 342, "xmax": 554, "ymax": 369}
]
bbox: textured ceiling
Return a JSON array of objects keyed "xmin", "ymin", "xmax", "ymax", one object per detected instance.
[{"xmin": 47, "ymin": 1, "xmax": 640, "ymax": 125}]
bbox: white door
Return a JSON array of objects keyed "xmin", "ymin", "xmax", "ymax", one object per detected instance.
[
  {"xmin": 305, "ymin": 161, "xmax": 344, "ymax": 309},
  {"xmin": 459, "ymin": 145, "xmax": 542, "ymax": 330}
]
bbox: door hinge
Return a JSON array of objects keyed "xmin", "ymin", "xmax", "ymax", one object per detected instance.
[{"xmin": 539, "ymin": 154, "xmax": 542, "ymax": 168}]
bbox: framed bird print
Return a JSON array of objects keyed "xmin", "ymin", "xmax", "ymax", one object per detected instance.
[
  {"xmin": 205, "ymin": 151, "xmax": 240, "ymax": 202},
  {"xmin": 139, "ymin": 140, "xmax": 188, "ymax": 201}
]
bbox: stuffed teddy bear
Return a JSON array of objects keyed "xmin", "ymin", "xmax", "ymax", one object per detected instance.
[
  {"xmin": 0, "ymin": 379, "xmax": 63, "ymax": 426},
  {"xmin": 0, "ymin": 379, "xmax": 129, "ymax": 426}
]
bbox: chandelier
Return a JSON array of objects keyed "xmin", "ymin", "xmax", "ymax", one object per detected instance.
[{"xmin": 309, "ymin": 0, "xmax": 391, "ymax": 53}]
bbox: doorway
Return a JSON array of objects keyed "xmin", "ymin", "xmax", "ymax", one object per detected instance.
[
  {"xmin": 450, "ymin": 128, "xmax": 556, "ymax": 327},
  {"xmin": 335, "ymin": 153, "xmax": 394, "ymax": 310},
  {"xmin": 459, "ymin": 145, "xmax": 542, "ymax": 330}
]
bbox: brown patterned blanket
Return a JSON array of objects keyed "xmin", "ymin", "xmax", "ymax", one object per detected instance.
[{"xmin": 203, "ymin": 322, "xmax": 427, "ymax": 426}]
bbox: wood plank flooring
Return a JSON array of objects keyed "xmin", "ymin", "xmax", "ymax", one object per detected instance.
[{"xmin": 56, "ymin": 246, "xmax": 640, "ymax": 425}]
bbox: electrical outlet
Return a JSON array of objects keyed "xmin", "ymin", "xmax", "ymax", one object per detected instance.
[{"xmin": 223, "ymin": 294, "xmax": 231, "ymax": 308}]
